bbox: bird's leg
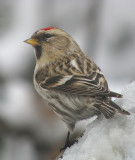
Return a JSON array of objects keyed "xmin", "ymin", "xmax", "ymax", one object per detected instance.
[
  {"xmin": 60, "ymin": 131, "xmax": 78, "ymax": 151},
  {"xmin": 60, "ymin": 131, "xmax": 70, "ymax": 151}
]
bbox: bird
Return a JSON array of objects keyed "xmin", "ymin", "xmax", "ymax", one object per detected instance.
[{"xmin": 24, "ymin": 27, "xmax": 130, "ymax": 150}]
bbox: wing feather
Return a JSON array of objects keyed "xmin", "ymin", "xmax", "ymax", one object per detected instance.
[{"xmin": 40, "ymin": 75, "xmax": 110, "ymax": 96}]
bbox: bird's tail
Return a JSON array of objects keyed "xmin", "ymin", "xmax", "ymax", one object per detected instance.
[
  {"xmin": 108, "ymin": 91, "xmax": 123, "ymax": 98},
  {"xmin": 95, "ymin": 100, "xmax": 130, "ymax": 119}
]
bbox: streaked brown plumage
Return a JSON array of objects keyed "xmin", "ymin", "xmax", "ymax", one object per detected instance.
[{"xmin": 25, "ymin": 27, "xmax": 130, "ymax": 149}]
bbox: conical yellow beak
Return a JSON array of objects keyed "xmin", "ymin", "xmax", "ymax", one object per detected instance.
[{"xmin": 24, "ymin": 38, "xmax": 39, "ymax": 46}]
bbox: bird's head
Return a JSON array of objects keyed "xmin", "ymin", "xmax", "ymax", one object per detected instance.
[{"xmin": 24, "ymin": 27, "xmax": 81, "ymax": 64}]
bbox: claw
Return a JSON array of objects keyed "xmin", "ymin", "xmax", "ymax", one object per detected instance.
[{"xmin": 60, "ymin": 131, "xmax": 78, "ymax": 152}]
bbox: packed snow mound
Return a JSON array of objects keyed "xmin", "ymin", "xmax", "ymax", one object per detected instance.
[{"xmin": 59, "ymin": 82, "xmax": 135, "ymax": 160}]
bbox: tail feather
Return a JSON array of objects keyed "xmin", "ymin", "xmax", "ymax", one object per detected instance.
[
  {"xmin": 108, "ymin": 101, "xmax": 130, "ymax": 115},
  {"xmin": 108, "ymin": 91, "xmax": 123, "ymax": 98},
  {"xmin": 95, "ymin": 100, "xmax": 130, "ymax": 119}
]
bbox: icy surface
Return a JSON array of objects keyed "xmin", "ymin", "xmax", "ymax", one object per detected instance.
[{"xmin": 59, "ymin": 82, "xmax": 135, "ymax": 160}]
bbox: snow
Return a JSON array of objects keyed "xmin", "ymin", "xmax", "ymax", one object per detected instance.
[{"xmin": 59, "ymin": 82, "xmax": 135, "ymax": 160}]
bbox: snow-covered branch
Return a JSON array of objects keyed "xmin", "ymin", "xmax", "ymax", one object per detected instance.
[{"xmin": 58, "ymin": 82, "xmax": 135, "ymax": 160}]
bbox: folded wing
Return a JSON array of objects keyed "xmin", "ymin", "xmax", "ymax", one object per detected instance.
[{"xmin": 40, "ymin": 75, "xmax": 122, "ymax": 97}]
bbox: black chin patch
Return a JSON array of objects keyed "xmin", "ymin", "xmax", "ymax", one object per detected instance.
[{"xmin": 35, "ymin": 46, "xmax": 42, "ymax": 59}]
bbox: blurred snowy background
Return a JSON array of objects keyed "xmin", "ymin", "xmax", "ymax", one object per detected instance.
[{"xmin": 0, "ymin": 0, "xmax": 135, "ymax": 160}]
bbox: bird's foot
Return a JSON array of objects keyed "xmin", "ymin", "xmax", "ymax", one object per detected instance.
[{"xmin": 60, "ymin": 139, "xmax": 78, "ymax": 152}]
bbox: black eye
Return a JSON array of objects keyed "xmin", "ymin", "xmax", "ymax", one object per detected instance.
[{"xmin": 45, "ymin": 34, "xmax": 52, "ymax": 38}]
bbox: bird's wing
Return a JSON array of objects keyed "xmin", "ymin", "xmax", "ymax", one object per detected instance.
[{"xmin": 40, "ymin": 74, "xmax": 113, "ymax": 96}]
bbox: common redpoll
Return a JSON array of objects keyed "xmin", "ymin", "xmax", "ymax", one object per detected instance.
[{"xmin": 24, "ymin": 27, "xmax": 130, "ymax": 150}]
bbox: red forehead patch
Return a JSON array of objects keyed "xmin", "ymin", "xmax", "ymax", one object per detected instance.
[{"xmin": 40, "ymin": 27, "xmax": 55, "ymax": 31}]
